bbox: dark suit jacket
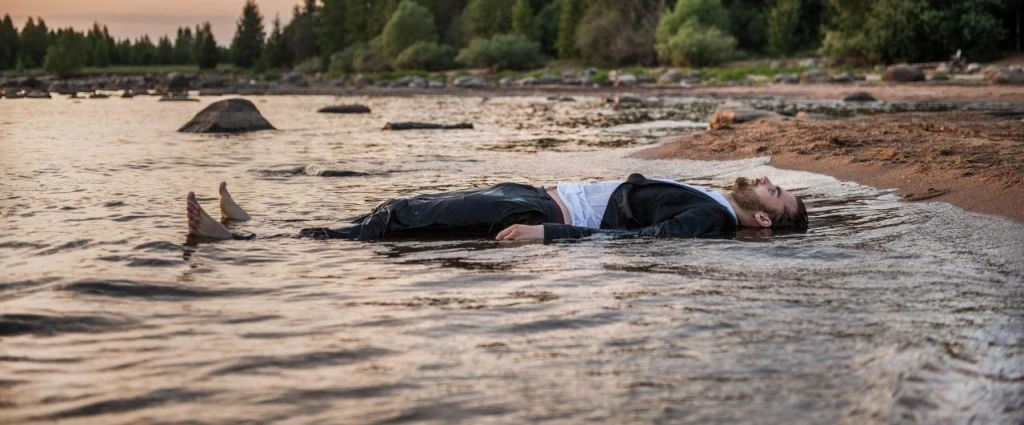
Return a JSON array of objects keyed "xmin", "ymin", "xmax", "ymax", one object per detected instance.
[{"xmin": 542, "ymin": 173, "xmax": 738, "ymax": 240}]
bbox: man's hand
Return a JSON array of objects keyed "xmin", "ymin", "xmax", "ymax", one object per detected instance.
[{"xmin": 495, "ymin": 224, "xmax": 544, "ymax": 241}]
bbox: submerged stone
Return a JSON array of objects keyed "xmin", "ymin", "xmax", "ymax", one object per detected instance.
[
  {"xmin": 843, "ymin": 91, "xmax": 877, "ymax": 102},
  {"xmin": 382, "ymin": 122, "xmax": 473, "ymax": 131},
  {"xmin": 318, "ymin": 104, "xmax": 371, "ymax": 114},
  {"xmin": 178, "ymin": 99, "xmax": 275, "ymax": 133}
]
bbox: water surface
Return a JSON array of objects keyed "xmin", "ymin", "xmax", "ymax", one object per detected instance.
[{"xmin": 1, "ymin": 95, "xmax": 1022, "ymax": 424}]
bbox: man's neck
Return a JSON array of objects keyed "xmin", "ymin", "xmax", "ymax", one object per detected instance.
[{"xmin": 718, "ymin": 191, "xmax": 755, "ymax": 227}]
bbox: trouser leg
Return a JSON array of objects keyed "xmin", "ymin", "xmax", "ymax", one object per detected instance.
[{"xmin": 299, "ymin": 183, "xmax": 561, "ymax": 240}]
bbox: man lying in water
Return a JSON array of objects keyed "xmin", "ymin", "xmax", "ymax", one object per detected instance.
[{"xmin": 189, "ymin": 174, "xmax": 808, "ymax": 241}]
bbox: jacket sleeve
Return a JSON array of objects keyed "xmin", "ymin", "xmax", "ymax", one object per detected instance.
[{"xmin": 543, "ymin": 207, "xmax": 731, "ymax": 240}]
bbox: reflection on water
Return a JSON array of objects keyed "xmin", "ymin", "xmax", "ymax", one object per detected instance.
[{"xmin": 1, "ymin": 95, "xmax": 1022, "ymax": 424}]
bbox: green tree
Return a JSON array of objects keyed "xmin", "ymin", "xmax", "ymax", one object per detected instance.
[
  {"xmin": 556, "ymin": 0, "xmax": 584, "ymax": 58},
  {"xmin": 156, "ymin": 35, "xmax": 174, "ymax": 64},
  {"xmin": 767, "ymin": 0, "xmax": 800, "ymax": 55},
  {"xmin": 115, "ymin": 39, "xmax": 133, "ymax": 65},
  {"xmin": 195, "ymin": 23, "xmax": 220, "ymax": 69},
  {"xmin": 456, "ymin": 33, "xmax": 543, "ymax": 70},
  {"xmin": 512, "ymin": 0, "xmax": 535, "ymax": 39},
  {"xmin": 230, "ymin": 0, "xmax": 265, "ymax": 68},
  {"xmin": 534, "ymin": 0, "xmax": 560, "ymax": 56},
  {"xmin": 656, "ymin": 0, "xmax": 733, "ymax": 64},
  {"xmin": 417, "ymin": 0, "xmax": 470, "ymax": 46},
  {"xmin": 262, "ymin": 15, "xmax": 292, "ymax": 68},
  {"xmin": 577, "ymin": 6, "xmax": 655, "ymax": 66},
  {"xmin": 19, "ymin": 17, "xmax": 51, "ymax": 68},
  {"xmin": 576, "ymin": 0, "xmax": 659, "ymax": 65},
  {"xmin": 0, "ymin": 15, "xmax": 20, "ymax": 70},
  {"xmin": 285, "ymin": 2, "xmax": 319, "ymax": 63},
  {"xmin": 44, "ymin": 34, "xmax": 85, "ymax": 77},
  {"xmin": 725, "ymin": 0, "xmax": 769, "ymax": 54},
  {"xmin": 658, "ymin": 20, "xmax": 735, "ymax": 66},
  {"xmin": 344, "ymin": 0, "xmax": 370, "ymax": 44},
  {"xmin": 173, "ymin": 27, "xmax": 194, "ymax": 64},
  {"xmin": 366, "ymin": 0, "xmax": 400, "ymax": 39},
  {"xmin": 318, "ymin": 0, "xmax": 347, "ymax": 56},
  {"xmin": 463, "ymin": 0, "xmax": 514, "ymax": 42},
  {"xmin": 382, "ymin": 0, "xmax": 438, "ymax": 60},
  {"xmin": 132, "ymin": 36, "xmax": 156, "ymax": 65},
  {"xmin": 393, "ymin": 41, "xmax": 457, "ymax": 70}
]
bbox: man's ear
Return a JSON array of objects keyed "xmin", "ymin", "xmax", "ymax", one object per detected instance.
[{"xmin": 753, "ymin": 211, "xmax": 773, "ymax": 228}]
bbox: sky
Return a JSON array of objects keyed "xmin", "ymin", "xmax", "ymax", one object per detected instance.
[{"xmin": 2, "ymin": 0, "xmax": 303, "ymax": 44}]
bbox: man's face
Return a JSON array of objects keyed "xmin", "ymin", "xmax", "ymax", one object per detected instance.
[{"xmin": 732, "ymin": 176, "xmax": 799, "ymax": 225}]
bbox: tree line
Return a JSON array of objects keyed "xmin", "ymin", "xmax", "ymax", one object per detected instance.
[{"xmin": 1, "ymin": 0, "xmax": 1020, "ymax": 76}]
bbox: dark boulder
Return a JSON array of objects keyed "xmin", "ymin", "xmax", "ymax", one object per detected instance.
[
  {"xmin": 178, "ymin": 99, "xmax": 275, "ymax": 133},
  {"xmin": 382, "ymin": 122, "xmax": 473, "ymax": 131},
  {"xmin": 318, "ymin": 104, "xmax": 371, "ymax": 114},
  {"xmin": 843, "ymin": 91, "xmax": 877, "ymax": 102},
  {"xmin": 882, "ymin": 65, "xmax": 925, "ymax": 82},
  {"xmin": 165, "ymin": 72, "xmax": 192, "ymax": 92}
]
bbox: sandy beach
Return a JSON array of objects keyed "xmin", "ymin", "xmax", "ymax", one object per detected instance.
[{"xmin": 636, "ymin": 109, "xmax": 1024, "ymax": 222}]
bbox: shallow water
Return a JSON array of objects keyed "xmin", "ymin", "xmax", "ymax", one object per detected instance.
[{"xmin": 1, "ymin": 95, "xmax": 1022, "ymax": 425}]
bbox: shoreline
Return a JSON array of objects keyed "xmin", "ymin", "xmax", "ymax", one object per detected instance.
[
  {"xmin": 6, "ymin": 77, "xmax": 1024, "ymax": 103},
  {"xmin": 634, "ymin": 111, "xmax": 1024, "ymax": 222}
]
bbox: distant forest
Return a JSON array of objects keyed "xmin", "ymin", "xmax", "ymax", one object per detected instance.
[{"xmin": 1, "ymin": 0, "xmax": 1021, "ymax": 76}]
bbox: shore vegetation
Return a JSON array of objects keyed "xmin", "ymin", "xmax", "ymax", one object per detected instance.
[{"xmin": 0, "ymin": 0, "xmax": 1020, "ymax": 77}]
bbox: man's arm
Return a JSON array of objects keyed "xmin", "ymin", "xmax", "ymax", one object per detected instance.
[{"xmin": 540, "ymin": 207, "xmax": 731, "ymax": 240}]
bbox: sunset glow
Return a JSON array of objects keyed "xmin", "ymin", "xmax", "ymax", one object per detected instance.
[{"xmin": 3, "ymin": 0, "xmax": 303, "ymax": 43}]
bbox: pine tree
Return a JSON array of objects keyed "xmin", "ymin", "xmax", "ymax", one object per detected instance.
[
  {"xmin": 262, "ymin": 15, "xmax": 292, "ymax": 68},
  {"xmin": 767, "ymin": 0, "xmax": 800, "ymax": 55},
  {"xmin": 285, "ymin": 4, "xmax": 318, "ymax": 63},
  {"xmin": 230, "ymin": 0, "xmax": 265, "ymax": 68},
  {"xmin": 88, "ymin": 23, "xmax": 111, "ymax": 67},
  {"xmin": 366, "ymin": 0, "xmax": 400, "ymax": 40},
  {"xmin": 318, "ymin": 0, "xmax": 347, "ymax": 57},
  {"xmin": 156, "ymin": 35, "xmax": 174, "ymax": 64},
  {"xmin": 463, "ymin": 0, "xmax": 514, "ymax": 42},
  {"xmin": 0, "ymin": 15, "xmax": 19, "ymax": 70},
  {"xmin": 132, "ymin": 35, "xmax": 156, "ymax": 65},
  {"xmin": 196, "ymin": 23, "xmax": 220, "ymax": 69},
  {"xmin": 557, "ymin": 0, "xmax": 585, "ymax": 58},
  {"xmin": 511, "ymin": 0, "xmax": 535, "ymax": 39},
  {"xmin": 20, "ymin": 17, "xmax": 51, "ymax": 68},
  {"xmin": 115, "ymin": 39, "xmax": 133, "ymax": 65},
  {"xmin": 173, "ymin": 27, "xmax": 194, "ymax": 65}
]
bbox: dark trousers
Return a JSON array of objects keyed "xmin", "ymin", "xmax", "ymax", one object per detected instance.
[{"xmin": 299, "ymin": 183, "xmax": 562, "ymax": 240}]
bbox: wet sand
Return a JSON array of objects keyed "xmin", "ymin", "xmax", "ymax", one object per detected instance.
[{"xmin": 635, "ymin": 111, "xmax": 1024, "ymax": 222}]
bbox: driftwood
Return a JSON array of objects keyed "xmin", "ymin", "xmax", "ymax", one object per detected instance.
[
  {"xmin": 382, "ymin": 122, "xmax": 473, "ymax": 131},
  {"xmin": 318, "ymin": 104, "xmax": 371, "ymax": 114}
]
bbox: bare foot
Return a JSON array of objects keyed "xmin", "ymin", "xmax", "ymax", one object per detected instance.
[
  {"xmin": 187, "ymin": 191, "xmax": 234, "ymax": 239},
  {"xmin": 219, "ymin": 182, "xmax": 251, "ymax": 221}
]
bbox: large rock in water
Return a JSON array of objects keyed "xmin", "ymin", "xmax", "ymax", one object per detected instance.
[
  {"xmin": 882, "ymin": 65, "xmax": 925, "ymax": 82},
  {"xmin": 178, "ymin": 99, "xmax": 275, "ymax": 133}
]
